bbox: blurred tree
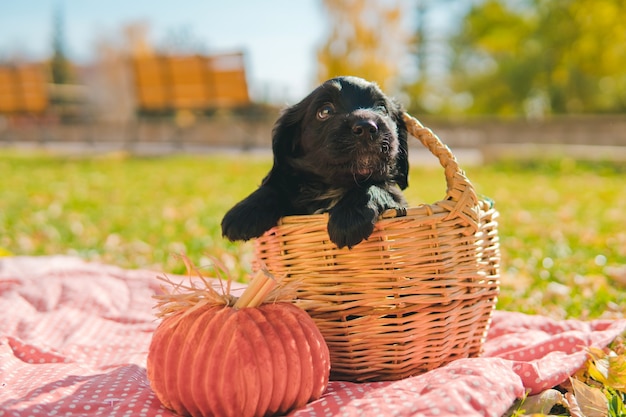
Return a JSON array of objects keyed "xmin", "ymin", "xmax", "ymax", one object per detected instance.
[
  {"xmin": 449, "ymin": 0, "xmax": 626, "ymax": 116},
  {"xmin": 317, "ymin": 0, "xmax": 410, "ymax": 92},
  {"xmin": 402, "ymin": 0, "xmax": 462, "ymax": 115},
  {"xmin": 50, "ymin": 5, "xmax": 74, "ymax": 84},
  {"xmin": 124, "ymin": 23, "xmax": 153, "ymax": 57}
]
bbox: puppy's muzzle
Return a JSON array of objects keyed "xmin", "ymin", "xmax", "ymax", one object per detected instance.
[{"xmin": 352, "ymin": 119, "xmax": 379, "ymax": 141}]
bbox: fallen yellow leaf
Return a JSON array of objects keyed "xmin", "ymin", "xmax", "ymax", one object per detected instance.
[{"xmin": 587, "ymin": 346, "xmax": 626, "ymax": 392}]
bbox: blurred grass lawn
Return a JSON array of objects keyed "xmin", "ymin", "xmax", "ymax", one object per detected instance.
[{"xmin": 1, "ymin": 151, "xmax": 624, "ymax": 319}]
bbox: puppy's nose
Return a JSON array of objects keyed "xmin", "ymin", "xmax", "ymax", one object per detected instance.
[{"xmin": 352, "ymin": 120, "xmax": 379, "ymax": 140}]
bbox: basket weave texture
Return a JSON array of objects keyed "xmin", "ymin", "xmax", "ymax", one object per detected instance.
[{"xmin": 254, "ymin": 113, "xmax": 500, "ymax": 382}]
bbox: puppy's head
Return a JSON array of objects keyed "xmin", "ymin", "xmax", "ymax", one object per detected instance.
[{"xmin": 270, "ymin": 76, "xmax": 409, "ymax": 189}]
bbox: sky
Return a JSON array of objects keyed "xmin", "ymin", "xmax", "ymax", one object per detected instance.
[{"xmin": 0, "ymin": 1, "xmax": 461, "ymax": 105}]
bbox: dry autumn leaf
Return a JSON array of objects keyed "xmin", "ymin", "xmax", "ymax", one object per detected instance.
[
  {"xmin": 522, "ymin": 389, "xmax": 565, "ymax": 414},
  {"xmin": 587, "ymin": 346, "xmax": 626, "ymax": 392},
  {"xmin": 569, "ymin": 377, "xmax": 608, "ymax": 417}
]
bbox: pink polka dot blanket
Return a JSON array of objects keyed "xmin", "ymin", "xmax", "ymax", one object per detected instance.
[{"xmin": 1, "ymin": 256, "xmax": 624, "ymax": 417}]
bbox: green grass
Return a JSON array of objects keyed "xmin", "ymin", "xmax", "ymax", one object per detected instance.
[{"xmin": 1, "ymin": 151, "xmax": 624, "ymax": 319}]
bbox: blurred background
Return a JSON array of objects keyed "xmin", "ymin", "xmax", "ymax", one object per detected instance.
[
  {"xmin": 1, "ymin": 0, "xmax": 624, "ymax": 159},
  {"xmin": 2, "ymin": 1, "xmax": 625, "ymax": 318}
]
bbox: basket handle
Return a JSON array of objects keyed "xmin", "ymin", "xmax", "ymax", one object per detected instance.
[{"xmin": 400, "ymin": 112, "xmax": 478, "ymax": 215}]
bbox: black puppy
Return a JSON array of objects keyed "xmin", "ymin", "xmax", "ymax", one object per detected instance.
[{"xmin": 221, "ymin": 76, "xmax": 409, "ymax": 248}]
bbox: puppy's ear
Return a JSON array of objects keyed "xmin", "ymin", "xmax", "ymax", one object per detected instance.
[
  {"xmin": 391, "ymin": 101, "xmax": 409, "ymax": 190},
  {"xmin": 264, "ymin": 101, "xmax": 306, "ymax": 184}
]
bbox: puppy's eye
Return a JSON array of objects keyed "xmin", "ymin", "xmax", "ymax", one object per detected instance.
[
  {"xmin": 375, "ymin": 102, "xmax": 388, "ymax": 115},
  {"xmin": 316, "ymin": 103, "xmax": 335, "ymax": 120}
]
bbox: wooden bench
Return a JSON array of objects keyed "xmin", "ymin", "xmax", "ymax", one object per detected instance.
[
  {"xmin": 131, "ymin": 52, "xmax": 250, "ymax": 112},
  {"xmin": 0, "ymin": 64, "xmax": 48, "ymax": 114}
]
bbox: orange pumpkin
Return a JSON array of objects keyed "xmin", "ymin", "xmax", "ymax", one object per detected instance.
[{"xmin": 147, "ymin": 266, "xmax": 330, "ymax": 417}]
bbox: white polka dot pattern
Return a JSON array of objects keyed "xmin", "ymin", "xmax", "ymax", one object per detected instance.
[{"xmin": 1, "ymin": 256, "xmax": 625, "ymax": 417}]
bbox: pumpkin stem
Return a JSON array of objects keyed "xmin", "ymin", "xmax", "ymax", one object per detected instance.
[
  {"xmin": 153, "ymin": 256, "xmax": 292, "ymax": 319},
  {"xmin": 233, "ymin": 268, "xmax": 277, "ymax": 309}
]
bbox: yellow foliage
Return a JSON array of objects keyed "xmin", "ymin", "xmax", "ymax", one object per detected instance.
[
  {"xmin": 317, "ymin": 0, "xmax": 410, "ymax": 91},
  {"xmin": 587, "ymin": 346, "xmax": 626, "ymax": 393}
]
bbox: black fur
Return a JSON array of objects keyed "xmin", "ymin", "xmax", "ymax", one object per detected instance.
[{"xmin": 221, "ymin": 76, "xmax": 409, "ymax": 248}]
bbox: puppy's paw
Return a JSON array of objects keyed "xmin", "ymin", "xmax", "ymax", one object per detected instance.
[
  {"xmin": 221, "ymin": 187, "xmax": 283, "ymax": 241},
  {"xmin": 221, "ymin": 207, "xmax": 270, "ymax": 241},
  {"xmin": 327, "ymin": 205, "xmax": 377, "ymax": 249}
]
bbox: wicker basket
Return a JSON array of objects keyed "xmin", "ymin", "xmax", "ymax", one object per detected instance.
[{"xmin": 254, "ymin": 113, "xmax": 500, "ymax": 382}]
